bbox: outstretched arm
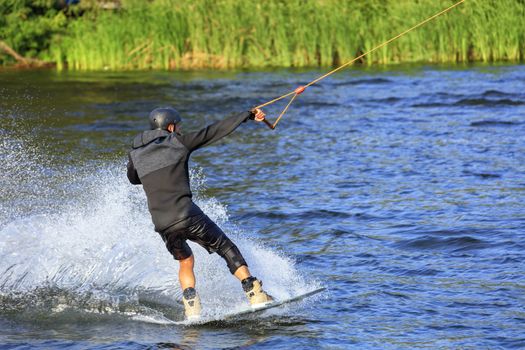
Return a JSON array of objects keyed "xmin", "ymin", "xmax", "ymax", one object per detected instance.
[{"xmin": 178, "ymin": 110, "xmax": 258, "ymax": 152}]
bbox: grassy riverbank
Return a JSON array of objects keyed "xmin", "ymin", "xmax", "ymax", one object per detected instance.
[{"xmin": 1, "ymin": 0, "xmax": 524, "ymax": 70}]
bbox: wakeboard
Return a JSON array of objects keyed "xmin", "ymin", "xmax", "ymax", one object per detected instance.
[
  {"xmin": 173, "ymin": 287, "xmax": 326, "ymax": 325},
  {"xmin": 223, "ymin": 287, "xmax": 326, "ymax": 319}
]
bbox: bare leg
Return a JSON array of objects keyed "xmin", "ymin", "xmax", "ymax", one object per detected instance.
[
  {"xmin": 179, "ymin": 254, "xmax": 196, "ymax": 290},
  {"xmin": 233, "ymin": 265, "xmax": 251, "ymax": 281}
]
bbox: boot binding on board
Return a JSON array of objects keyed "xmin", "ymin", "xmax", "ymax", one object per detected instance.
[
  {"xmin": 182, "ymin": 287, "xmax": 201, "ymax": 320},
  {"xmin": 242, "ymin": 277, "xmax": 274, "ymax": 308}
]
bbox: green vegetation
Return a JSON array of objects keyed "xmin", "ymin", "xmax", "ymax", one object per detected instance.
[
  {"xmin": 0, "ymin": 0, "xmax": 67, "ymax": 64},
  {"xmin": 1, "ymin": 0, "xmax": 524, "ymax": 70}
]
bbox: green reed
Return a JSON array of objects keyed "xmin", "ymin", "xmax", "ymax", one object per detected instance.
[{"xmin": 53, "ymin": 0, "xmax": 524, "ymax": 70}]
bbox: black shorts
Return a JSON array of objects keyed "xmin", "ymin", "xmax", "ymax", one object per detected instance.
[{"xmin": 159, "ymin": 213, "xmax": 247, "ymax": 273}]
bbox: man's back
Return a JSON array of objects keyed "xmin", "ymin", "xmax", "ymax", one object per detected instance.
[
  {"xmin": 127, "ymin": 111, "xmax": 252, "ymax": 231},
  {"xmin": 128, "ymin": 129, "xmax": 199, "ymax": 232}
]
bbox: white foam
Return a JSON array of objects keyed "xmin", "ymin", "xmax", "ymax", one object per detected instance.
[{"xmin": 0, "ymin": 138, "xmax": 314, "ymax": 320}]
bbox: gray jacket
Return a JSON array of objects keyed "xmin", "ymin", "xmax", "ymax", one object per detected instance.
[{"xmin": 127, "ymin": 111, "xmax": 253, "ymax": 232}]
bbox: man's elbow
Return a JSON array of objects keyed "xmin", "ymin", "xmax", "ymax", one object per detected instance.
[
  {"xmin": 127, "ymin": 171, "xmax": 142, "ymax": 185},
  {"xmin": 129, "ymin": 178, "xmax": 142, "ymax": 185}
]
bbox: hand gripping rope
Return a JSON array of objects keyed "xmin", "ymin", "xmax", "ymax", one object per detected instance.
[{"xmin": 253, "ymin": 0, "xmax": 467, "ymax": 130}]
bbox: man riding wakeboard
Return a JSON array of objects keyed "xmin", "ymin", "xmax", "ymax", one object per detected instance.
[{"xmin": 126, "ymin": 107, "xmax": 273, "ymax": 320}]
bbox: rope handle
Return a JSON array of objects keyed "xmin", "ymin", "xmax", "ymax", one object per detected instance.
[
  {"xmin": 256, "ymin": 86, "xmax": 306, "ymax": 130},
  {"xmin": 262, "ymin": 118, "xmax": 275, "ymax": 130}
]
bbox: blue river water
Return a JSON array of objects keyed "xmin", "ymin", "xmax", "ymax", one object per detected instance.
[{"xmin": 0, "ymin": 64, "xmax": 524, "ymax": 349}]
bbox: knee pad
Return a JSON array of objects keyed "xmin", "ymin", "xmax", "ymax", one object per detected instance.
[{"xmin": 218, "ymin": 243, "xmax": 247, "ymax": 274}]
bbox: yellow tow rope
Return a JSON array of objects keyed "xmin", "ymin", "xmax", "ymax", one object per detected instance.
[{"xmin": 255, "ymin": 0, "xmax": 467, "ymax": 130}]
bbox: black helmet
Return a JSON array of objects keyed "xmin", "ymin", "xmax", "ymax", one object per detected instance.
[{"xmin": 148, "ymin": 107, "xmax": 182, "ymax": 130}]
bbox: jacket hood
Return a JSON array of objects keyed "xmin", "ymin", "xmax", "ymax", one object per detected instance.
[{"xmin": 132, "ymin": 130, "xmax": 170, "ymax": 148}]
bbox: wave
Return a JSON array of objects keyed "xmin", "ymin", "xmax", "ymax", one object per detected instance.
[
  {"xmin": 395, "ymin": 235, "xmax": 489, "ymax": 252},
  {"xmin": 462, "ymin": 170, "xmax": 502, "ymax": 179},
  {"xmin": 470, "ymin": 120, "xmax": 521, "ymax": 127},
  {"xmin": 412, "ymin": 98, "xmax": 524, "ymax": 108},
  {"xmin": 481, "ymin": 89, "xmax": 520, "ymax": 98},
  {"xmin": 242, "ymin": 209, "xmax": 354, "ymax": 220},
  {"xmin": 455, "ymin": 98, "xmax": 524, "ymax": 106},
  {"xmin": 333, "ymin": 78, "xmax": 392, "ymax": 86}
]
